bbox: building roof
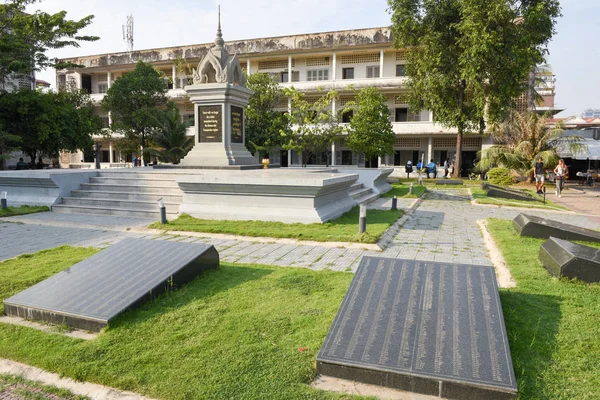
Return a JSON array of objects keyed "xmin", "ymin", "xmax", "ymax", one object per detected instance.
[{"xmin": 58, "ymin": 26, "xmax": 393, "ymax": 70}]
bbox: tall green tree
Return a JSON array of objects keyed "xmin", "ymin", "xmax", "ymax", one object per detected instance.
[
  {"xmin": 0, "ymin": 0, "xmax": 98, "ymax": 89},
  {"xmin": 101, "ymin": 61, "xmax": 169, "ymax": 166},
  {"xmin": 476, "ymin": 111, "xmax": 583, "ymax": 181},
  {"xmin": 389, "ymin": 0, "xmax": 561, "ymax": 177},
  {"xmin": 283, "ymin": 88, "xmax": 342, "ymax": 167},
  {"xmin": 345, "ymin": 87, "xmax": 394, "ymax": 167},
  {"xmin": 245, "ymin": 72, "xmax": 289, "ymax": 158},
  {"xmin": 146, "ymin": 107, "xmax": 194, "ymax": 164},
  {"xmin": 0, "ymin": 88, "xmax": 102, "ymax": 163}
]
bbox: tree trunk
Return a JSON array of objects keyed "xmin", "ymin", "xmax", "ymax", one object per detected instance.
[
  {"xmin": 141, "ymin": 129, "xmax": 147, "ymax": 167},
  {"xmin": 453, "ymin": 128, "xmax": 463, "ymax": 178},
  {"xmin": 527, "ymin": 68, "xmax": 536, "ymax": 111}
]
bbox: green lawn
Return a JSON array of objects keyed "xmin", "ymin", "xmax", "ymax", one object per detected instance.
[
  {"xmin": 471, "ymin": 187, "xmax": 567, "ymax": 210},
  {"xmin": 392, "ymin": 177, "xmax": 482, "ymax": 189},
  {"xmin": 0, "ymin": 374, "xmax": 90, "ymax": 400},
  {"xmin": 150, "ymin": 207, "xmax": 404, "ymax": 244},
  {"xmin": 0, "ymin": 205, "xmax": 49, "ymax": 217},
  {"xmin": 382, "ymin": 183, "xmax": 426, "ymax": 198},
  {"xmin": 487, "ymin": 219, "xmax": 600, "ymax": 399},
  {"xmin": 0, "ymin": 246, "xmax": 365, "ymax": 400}
]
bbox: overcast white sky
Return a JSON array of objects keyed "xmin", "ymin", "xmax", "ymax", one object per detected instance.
[{"xmin": 30, "ymin": 0, "xmax": 598, "ymax": 117}]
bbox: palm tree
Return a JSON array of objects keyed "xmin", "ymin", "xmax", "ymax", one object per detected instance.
[
  {"xmin": 146, "ymin": 107, "xmax": 194, "ymax": 164},
  {"xmin": 476, "ymin": 111, "xmax": 585, "ymax": 182}
]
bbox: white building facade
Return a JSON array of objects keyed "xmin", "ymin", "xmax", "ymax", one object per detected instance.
[{"xmin": 57, "ymin": 27, "xmax": 487, "ymax": 173}]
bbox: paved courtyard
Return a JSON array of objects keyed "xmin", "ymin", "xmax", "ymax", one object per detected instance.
[{"xmin": 2, "ymin": 188, "xmax": 598, "ymax": 271}]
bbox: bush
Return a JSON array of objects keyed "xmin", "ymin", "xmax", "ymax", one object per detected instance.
[{"xmin": 487, "ymin": 168, "xmax": 514, "ymax": 186}]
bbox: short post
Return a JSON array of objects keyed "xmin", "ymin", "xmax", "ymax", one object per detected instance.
[
  {"xmin": 158, "ymin": 199, "xmax": 167, "ymax": 224},
  {"xmin": 358, "ymin": 204, "xmax": 367, "ymax": 234},
  {"xmin": 409, "ymin": 182, "xmax": 414, "ymax": 195},
  {"xmin": 1, "ymin": 191, "xmax": 7, "ymax": 210},
  {"xmin": 543, "ymin": 186, "xmax": 546, "ymax": 205},
  {"xmin": 391, "ymin": 195, "xmax": 397, "ymax": 210}
]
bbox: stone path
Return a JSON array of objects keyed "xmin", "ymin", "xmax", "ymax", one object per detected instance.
[{"xmin": 2, "ymin": 188, "xmax": 597, "ymax": 271}]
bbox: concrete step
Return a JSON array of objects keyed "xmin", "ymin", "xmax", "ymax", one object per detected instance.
[
  {"xmin": 354, "ymin": 192, "xmax": 380, "ymax": 205},
  {"xmin": 98, "ymin": 171, "xmax": 183, "ymax": 180},
  {"xmin": 61, "ymin": 197, "xmax": 180, "ymax": 213},
  {"xmin": 70, "ymin": 190, "xmax": 183, "ymax": 202},
  {"xmin": 350, "ymin": 182, "xmax": 364, "ymax": 191},
  {"xmin": 89, "ymin": 177, "xmax": 179, "ymax": 187},
  {"xmin": 349, "ymin": 187, "xmax": 372, "ymax": 200},
  {"xmin": 80, "ymin": 183, "xmax": 182, "ymax": 194},
  {"xmin": 52, "ymin": 204, "xmax": 178, "ymax": 219}
]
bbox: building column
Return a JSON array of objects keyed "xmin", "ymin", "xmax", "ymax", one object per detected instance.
[
  {"xmin": 109, "ymin": 141, "xmax": 113, "ymax": 164},
  {"xmin": 107, "ymin": 71, "xmax": 113, "ymax": 125},
  {"xmin": 378, "ymin": 156, "xmax": 382, "ymax": 167},
  {"xmin": 429, "ymin": 110, "xmax": 433, "ymax": 122},
  {"xmin": 287, "ymin": 97, "xmax": 291, "ymax": 114},
  {"xmin": 332, "ymin": 52, "xmax": 337, "ymax": 81},
  {"xmin": 172, "ymin": 64, "xmax": 177, "ymax": 88},
  {"xmin": 288, "ymin": 150, "xmax": 292, "ymax": 166},
  {"xmin": 331, "ymin": 140, "xmax": 337, "ymax": 166},
  {"xmin": 379, "ymin": 49, "xmax": 384, "ymax": 78},
  {"xmin": 247, "ymin": 59, "xmax": 250, "ymax": 75},
  {"xmin": 288, "ymin": 56, "xmax": 292, "ymax": 82},
  {"xmin": 427, "ymin": 136, "xmax": 433, "ymax": 163}
]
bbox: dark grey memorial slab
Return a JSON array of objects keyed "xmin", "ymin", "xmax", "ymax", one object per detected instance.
[
  {"xmin": 436, "ymin": 180, "xmax": 463, "ymax": 185},
  {"xmin": 539, "ymin": 237, "xmax": 600, "ymax": 282},
  {"xmin": 3, "ymin": 238, "xmax": 219, "ymax": 331},
  {"xmin": 482, "ymin": 183, "xmax": 539, "ymax": 202},
  {"xmin": 317, "ymin": 257, "xmax": 517, "ymax": 400},
  {"xmin": 513, "ymin": 213, "xmax": 600, "ymax": 242}
]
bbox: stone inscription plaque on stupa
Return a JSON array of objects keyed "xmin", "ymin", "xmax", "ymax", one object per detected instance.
[
  {"xmin": 231, "ymin": 106, "xmax": 243, "ymax": 143},
  {"xmin": 317, "ymin": 256, "xmax": 517, "ymax": 400},
  {"xmin": 199, "ymin": 105, "xmax": 222, "ymax": 142}
]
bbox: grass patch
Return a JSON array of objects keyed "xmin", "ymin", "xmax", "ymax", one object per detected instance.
[
  {"xmin": 471, "ymin": 187, "xmax": 567, "ymax": 210},
  {"xmin": 487, "ymin": 219, "xmax": 600, "ymax": 399},
  {"xmin": 0, "ymin": 246, "xmax": 364, "ymax": 399},
  {"xmin": 0, "ymin": 374, "xmax": 90, "ymax": 400},
  {"xmin": 0, "ymin": 205, "xmax": 48, "ymax": 218},
  {"xmin": 382, "ymin": 183, "xmax": 426, "ymax": 198},
  {"xmin": 150, "ymin": 207, "xmax": 403, "ymax": 244},
  {"xmin": 393, "ymin": 177, "xmax": 482, "ymax": 189}
]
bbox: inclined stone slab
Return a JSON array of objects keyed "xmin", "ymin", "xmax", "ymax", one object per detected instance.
[
  {"xmin": 435, "ymin": 180, "xmax": 463, "ymax": 185},
  {"xmin": 3, "ymin": 238, "xmax": 219, "ymax": 331},
  {"xmin": 317, "ymin": 256, "xmax": 517, "ymax": 400},
  {"xmin": 539, "ymin": 237, "xmax": 600, "ymax": 282},
  {"xmin": 482, "ymin": 183, "xmax": 539, "ymax": 202},
  {"xmin": 513, "ymin": 214, "xmax": 600, "ymax": 242}
]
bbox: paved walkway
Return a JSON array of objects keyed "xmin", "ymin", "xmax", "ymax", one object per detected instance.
[
  {"xmin": 549, "ymin": 184, "xmax": 600, "ymax": 224},
  {"xmin": 1, "ymin": 189, "xmax": 597, "ymax": 271}
]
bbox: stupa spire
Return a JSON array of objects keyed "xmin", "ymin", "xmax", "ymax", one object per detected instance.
[{"xmin": 215, "ymin": 5, "xmax": 224, "ymax": 48}]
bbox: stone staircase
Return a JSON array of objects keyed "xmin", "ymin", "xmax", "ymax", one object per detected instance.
[
  {"xmin": 52, "ymin": 171, "xmax": 182, "ymax": 219},
  {"xmin": 348, "ymin": 182, "xmax": 380, "ymax": 205}
]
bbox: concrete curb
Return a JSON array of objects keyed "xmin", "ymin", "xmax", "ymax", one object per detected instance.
[
  {"xmin": 467, "ymin": 188, "xmax": 575, "ymax": 214},
  {"xmin": 476, "ymin": 220, "xmax": 516, "ymax": 289},
  {"xmin": 0, "ymin": 358, "xmax": 155, "ymax": 400}
]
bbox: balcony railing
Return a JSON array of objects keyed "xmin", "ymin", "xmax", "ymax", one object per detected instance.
[{"xmin": 279, "ymin": 76, "xmax": 407, "ymax": 92}]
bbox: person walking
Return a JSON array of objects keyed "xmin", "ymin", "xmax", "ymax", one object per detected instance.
[
  {"xmin": 534, "ymin": 157, "xmax": 545, "ymax": 194},
  {"xmin": 443, "ymin": 158, "xmax": 449, "ymax": 178},
  {"xmin": 553, "ymin": 159, "xmax": 568, "ymax": 198},
  {"xmin": 405, "ymin": 160, "xmax": 413, "ymax": 179}
]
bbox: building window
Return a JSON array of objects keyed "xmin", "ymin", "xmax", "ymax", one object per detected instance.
[
  {"xmin": 342, "ymin": 110, "xmax": 354, "ymax": 123},
  {"xmin": 395, "ymin": 108, "xmax": 421, "ymax": 122},
  {"xmin": 341, "ymin": 151, "xmax": 353, "ymax": 165},
  {"xmin": 97, "ymin": 83, "xmax": 108, "ymax": 94},
  {"xmin": 366, "ymin": 65, "xmax": 380, "ymax": 78},
  {"xmin": 396, "ymin": 65, "xmax": 406, "ymax": 77},
  {"xmin": 342, "ymin": 68, "xmax": 354, "ymax": 79},
  {"xmin": 281, "ymin": 71, "xmax": 289, "ymax": 83},
  {"xmin": 307, "ymin": 69, "xmax": 329, "ymax": 81}
]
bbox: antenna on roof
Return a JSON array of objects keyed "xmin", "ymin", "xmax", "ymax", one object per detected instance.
[{"xmin": 122, "ymin": 14, "xmax": 134, "ymax": 52}]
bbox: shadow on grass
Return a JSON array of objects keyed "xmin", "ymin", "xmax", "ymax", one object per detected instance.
[
  {"xmin": 108, "ymin": 264, "xmax": 274, "ymax": 330},
  {"xmin": 424, "ymin": 190, "xmax": 471, "ymax": 202},
  {"xmin": 500, "ymin": 290, "xmax": 561, "ymax": 399}
]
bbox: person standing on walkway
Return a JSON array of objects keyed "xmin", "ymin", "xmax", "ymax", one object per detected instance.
[
  {"xmin": 443, "ymin": 158, "xmax": 449, "ymax": 178},
  {"xmin": 534, "ymin": 157, "xmax": 545, "ymax": 194},
  {"xmin": 553, "ymin": 159, "xmax": 568, "ymax": 198}
]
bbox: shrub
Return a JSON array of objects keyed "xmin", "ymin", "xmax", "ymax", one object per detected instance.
[{"xmin": 487, "ymin": 167, "xmax": 514, "ymax": 186}]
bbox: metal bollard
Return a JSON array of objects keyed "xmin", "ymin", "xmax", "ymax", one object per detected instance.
[
  {"xmin": 543, "ymin": 186, "xmax": 546, "ymax": 205},
  {"xmin": 158, "ymin": 199, "xmax": 167, "ymax": 224},
  {"xmin": 391, "ymin": 195, "xmax": 397, "ymax": 210},
  {"xmin": 409, "ymin": 182, "xmax": 414, "ymax": 195},
  {"xmin": 358, "ymin": 204, "xmax": 367, "ymax": 234},
  {"xmin": 1, "ymin": 191, "xmax": 7, "ymax": 210}
]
